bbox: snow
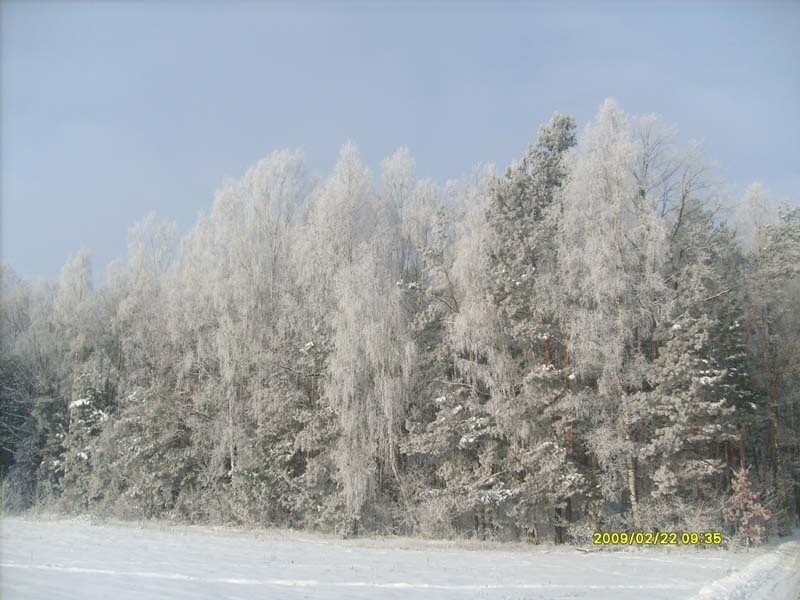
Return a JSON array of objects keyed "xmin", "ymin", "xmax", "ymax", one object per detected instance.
[
  {"xmin": 1, "ymin": 517, "xmax": 798, "ymax": 600},
  {"xmin": 690, "ymin": 537, "xmax": 800, "ymax": 600}
]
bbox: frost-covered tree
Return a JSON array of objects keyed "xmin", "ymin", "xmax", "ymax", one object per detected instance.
[
  {"xmin": 166, "ymin": 150, "xmax": 316, "ymax": 523},
  {"xmin": 560, "ymin": 100, "xmax": 670, "ymax": 528},
  {"xmin": 738, "ymin": 198, "xmax": 800, "ymax": 532},
  {"xmin": 480, "ymin": 113, "xmax": 587, "ymax": 542},
  {"xmin": 734, "ymin": 183, "xmax": 776, "ymax": 255},
  {"xmin": 2, "ymin": 104, "xmax": 797, "ymax": 539},
  {"xmin": 328, "ymin": 244, "xmax": 416, "ymax": 531},
  {"xmin": 636, "ymin": 194, "xmax": 752, "ymax": 527}
]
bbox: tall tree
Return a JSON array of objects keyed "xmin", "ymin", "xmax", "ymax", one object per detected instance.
[
  {"xmin": 481, "ymin": 113, "xmax": 586, "ymax": 542},
  {"xmin": 560, "ymin": 100, "xmax": 669, "ymax": 528},
  {"xmin": 739, "ymin": 199, "xmax": 800, "ymax": 531}
]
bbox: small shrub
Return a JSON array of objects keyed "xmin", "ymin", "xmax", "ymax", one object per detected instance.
[{"xmin": 724, "ymin": 467, "xmax": 771, "ymax": 546}]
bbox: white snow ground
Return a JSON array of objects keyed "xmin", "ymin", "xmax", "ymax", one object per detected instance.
[{"xmin": 1, "ymin": 517, "xmax": 798, "ymax": 600}]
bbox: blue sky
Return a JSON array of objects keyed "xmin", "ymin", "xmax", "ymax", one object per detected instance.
[{"xmin": 2, "ymin": 1, "xmax": 798, "ymax": 281}]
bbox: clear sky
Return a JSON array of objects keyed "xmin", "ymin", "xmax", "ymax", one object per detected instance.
[{"xmin": 2, "ymin": 1, "xmax": 798, "ymax": 281}]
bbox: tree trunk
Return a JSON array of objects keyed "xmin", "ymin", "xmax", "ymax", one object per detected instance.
[
  {"xmin": 739, "ymin": 436, "xmax": 746, "ymax": 469},
  {"xmin": 228, "ymin": 388, "xmax": 236, "ymax": 475},
  {"xmin": 627, "ymin": 453, "xmax": 641, "ymax": 528},
  {"xmin": 622, "ymin": 396, "xmax": 641, "ymax": 528},
  {"xmin": 388, "ymin": 437, "xmax": 419, "ymax": 530},
  {"xmin": 554, "ymin": 506, "xmax": 564, "ymax": 544}
]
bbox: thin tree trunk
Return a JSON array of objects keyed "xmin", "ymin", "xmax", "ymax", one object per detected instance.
[
  {"xmin": 622, "ymin": 402, "xmax": 641, "ymax": 528},
  {"xmin": 739, "ymin": 436, "xmax": 746, "ymax": 469},
  {"xmin": 228, "ymin": 388, "xmax": 236, "ymax": 475},
  {"xmin": 388, "ymin": 437, "xmax": 419, "ymax": 530},
  {"xmin": 554, "ymin": 506, "xmax": 564, "ymax": 544},
  {"xmin": 627, "ymin": 452, "xmax": 640, "ymax": 528}
]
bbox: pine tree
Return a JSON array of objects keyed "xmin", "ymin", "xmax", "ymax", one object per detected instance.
[
  {"xmin": 740, "ymin": 202, "xmax": 800, "ymax": 533},
  {"xmin": 483, "ymin": 113, "xmax": 586, "ymax": 542},
  {"xmin": 639, "ymin": 199, "xmax": 749, "ymax": 524}
]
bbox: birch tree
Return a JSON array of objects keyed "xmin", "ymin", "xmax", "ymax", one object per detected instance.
[{"xmin": 560, "ymin": 99, "xmax": 669, "ymax": 528}]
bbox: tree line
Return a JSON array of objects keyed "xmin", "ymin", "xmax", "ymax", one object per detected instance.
[{"xmin": 2, "ymin": 99, "xmax": 798, "ymax": 544}]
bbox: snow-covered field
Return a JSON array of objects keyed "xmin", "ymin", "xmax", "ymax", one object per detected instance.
[{"xmin": 1, "ymin": 517, "xmax": 798, "ymax": 599}]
